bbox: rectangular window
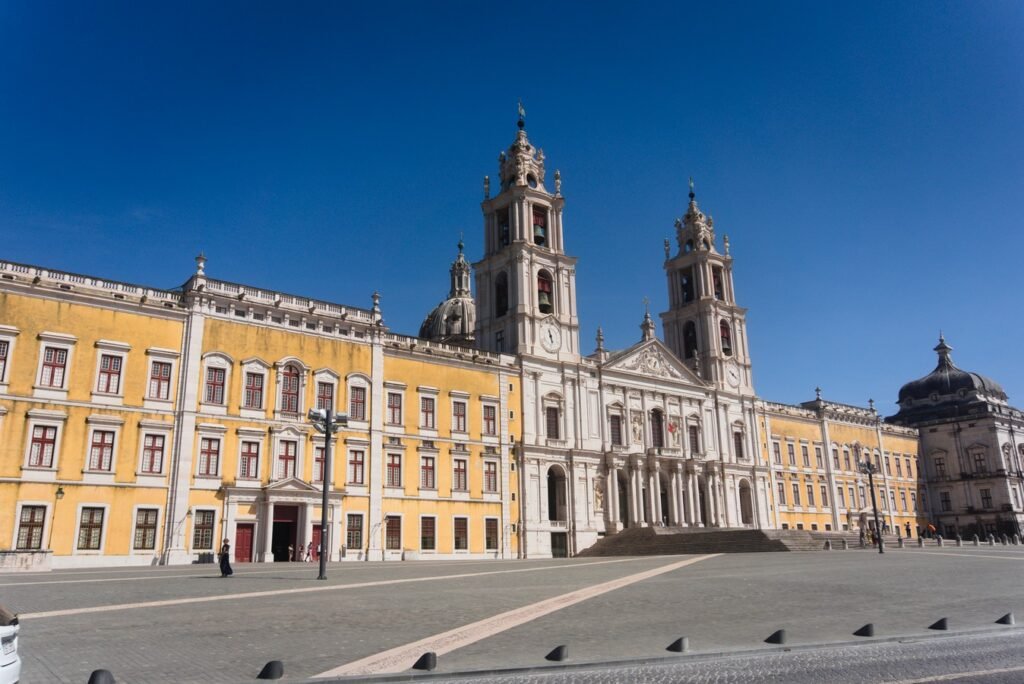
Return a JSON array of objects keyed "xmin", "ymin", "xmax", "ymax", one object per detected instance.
[
  {"xmin": 316, "ymin": 382, "xmax": 334, "ymax": 411},
  {"xmin": 276, "ymin": 440, "xmax": 297, "ymax": 479},
  {"xmin": 41, "ymin": 346, "xmax": 68, "ymax": 387},
  {"xmin": 773, "ymin": 443, "xmax": 782, "ymax": 465},
  {"xmin": 734, "ymin": 432, "xmax": 745, "ymax": 459},
  {"xmin": 193, "ymin": 510, "xmax": 215, "ymax": 550},
  {"xmin": 837, "ymin": 487, "xmax": 846, "ymax": 508},
  {"xmin": 980, "ymin": 488, "xmax": 993, "ymax": 508},
  {"xmin": 385, "ymin": 516, "xmax": 401, "ymax": 550},
  {"xmin": 820, "ymin": 484, "xmax": 829, "ymax": 507},
  {"xmin": 934, "ymin": 457, "xmax": 946, "ymax": 478},
  {"xmin": 133, "ymin": 508, "xmax": 158, "ymax": 550},
  {"xmin": 348, "ymin": 450, "xmax": 365, "ymax": 485},
  {"xmin": 453, "ymin": 401, "xmax": 467, "ymax": 432},
  {"xmin": 198, "ymin": 437, "xmax": 220, "ymax": 477},
  {"xmin": 806, "ymin": 484, "xmax": 815, "ymax": 506},
  {"xmin": 205, "ymin": 367, "xmax": 225, "ymax": 404},
  {"xmin": 16, "ymin": 505, "xmax": 46, "ymax": 550},
  {"xmin": 483, "ymin": 405, "xmax": 497, "ymax": 436},
  {"xmin": 900, "ymin": 491, "xmax": 908, "ymax": 511},
  {"xmin": 792, "ymin": 483, "xmax": 801, "ymax": 506},
  {"xmin": 453, "ymin": 458, "xmax": 468, "ymax": 491},
  {"xmin": 815, "ymin": 447, "xmax": 823, "ymax": 468},
  {"xmin": 421, "ymin": 397, "xmax": 435, "ymax": 428},
  {"xmin": 453, "ymin": 517, "xmax": 468, "ymax": 550},
  {"xmin": 885, "ymin": 456, "xmax": 892, "ymax": 476},
  {"xmin": 832, "ymin": 449, "xmax": 840, "ymax": 469},
  {"xmin": 801, "ymin": 445, "xmax": 810, "ymax": 467},
  {"xmin": 879, "ymin": 489, "xmax": 887, "ymax": 510},
  {"xmin": 280, "ymin": 370, "xmax": 299, "ymax": 414},
  {"xmin": 313, "ymin": 446, "xmax": 326, "ymax": 483},
  {"xmin": 346, "ymin": 514, "xmax": 363, "ymax": 549},
  {"xmin": 610, "ymin": 415, "xmax": 623, "ymax": 446},
  {"xmin": 387, "ymin": 392, "xmax": 402, "ymax": 425},
  {"xmin": 911, "ymin": 492, "xmax": 918, "ymax": 512},
  {"xmin": 77, "ymin": 507, "xmax": 104, "ymax": 550},
  {"xmin": 0, "ymin": 339, "xmax": 8, "ymax": 382},
  {"xmin": 239, "ymin": 441, "xmax": 259, "ymax": 479},
  {"xmin": 896, "ymin": 458, "xmax": 903, "ymax": 478},
  {"xmin": 484, "ymin": 461, "xmax": 498, "ymax": 493},
  {"xmin": 140, "ymin": 434, "xmax": 165, "ymax": 474},
  {"xmin": 974, "ymin": 453, "xmax": 987, "ymax": 474},
  {"xmin": 88, "ymin": 430, "xmax": 116, "ymax": 471},
  {"xmin": 889, "ymin": 490, "xmax": 897, "ymax": 512},
  {"xmin": 420, "ymin": 456, "xmax": 436, "ymax": 489},
  {"xmin": 97, "ymin": 354, "xmax": 122, "ymax": 393},
  {"xmin": 485, "ymin": 518, "xmax": 499, "ymax": 551},
  {"xmin": 859, "ymin": 486, "xmax": 867, "ymax": 508},
  {"xmin": 546, "ymin": 406, "xmax": 560, "ymax": 439},
  {"xmin": 688, "ymin": 425, "xmax": 700, "ymax": 453},
  {"xmin": 844, "ymin": 450, "xmax": 852, "ymax": 471},
  {"xmin": 149, "ymin": 361, "xmax": 172, "ymax": 400},
  {"xmin": 940, "ymin": 491, "xmax": 952, "ymax": 512},
  {"xmin": 777, "ymin": 481, "xmax": 786, "ymax": 505},
  {"xmin": 420, "ymin": 517, "xmax": 436, "ymax": 551},
  {"xmin": 906, "ymin": 457, "xmax": 913, "ymax": 478},
  {"xmin": 349, "ymin": 386, "xmax": 366, "ymax": 421},
  {"xmin": 387, "ymin": 454, "xmax": 402, "ymax": 487},
  {"xmin": 849, "ymin": 486, "xmax": 856, "ymax": 510},
  {"xmin": 787, "ymin": 444, "xmax": 796, "ymax": 465},
  {"xmin": 244, "ymin": 372, "xmax": 264, "ymax": 409},
  {"xmin": 28, "ymin": 425, "xmax": 57, "ymax": 468}
]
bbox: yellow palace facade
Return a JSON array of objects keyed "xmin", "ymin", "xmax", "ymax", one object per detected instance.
[{"xmin": 0, "ymin": 256, "xmax": 520, "ymax": 568}]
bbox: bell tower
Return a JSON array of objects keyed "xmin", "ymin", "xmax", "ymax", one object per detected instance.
[
  {"xmin": 473, "ymin": 111, "xmax": 580, "ymax": 360},
  {"xmin": 660, "ymin": 180, "xmax": 754, "ymax": 395}
]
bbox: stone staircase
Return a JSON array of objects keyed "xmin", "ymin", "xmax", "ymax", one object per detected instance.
[{"xmin": 576, "ymin": 526, "xmax": 825, "ymax": 556}]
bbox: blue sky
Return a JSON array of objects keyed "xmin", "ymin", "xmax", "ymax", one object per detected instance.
[{"xmin": 1, "ymin": 2, "xmax": 1021, "ymax": 412}]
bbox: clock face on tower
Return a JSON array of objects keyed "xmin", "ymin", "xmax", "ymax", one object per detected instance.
[
  {"xmin": 539, "ymin": 320, "xmax": 562, "ymax": 352},
  {"xmin": 726, "ymin": 362, "xmax": 741, "ymax": 388}
]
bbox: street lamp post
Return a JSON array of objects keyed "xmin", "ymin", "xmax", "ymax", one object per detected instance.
[
  {"xmin": 308, "ymin": 408, "xmax": 348, "ymax": 580},
  {"xmin": 857, "ymin": 450, "xmax": 884, "ymax": 555},
  {"xmin": 47, "ymin": 485, "xmax": 65, "ymax": 551}
]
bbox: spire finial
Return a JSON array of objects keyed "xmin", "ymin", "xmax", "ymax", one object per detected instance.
[
  {"xmin": 868, "ymin": 398, "xmax": 875, "ymax": 412},
  {"xmin": 688, "ymin": 176, "xmax": 695, "ymax": 201},
  {"xmin": 554, "ymin": 169, "xmax": 561, "ymax": 195},
  {"xmin": 663, "ymin": 238, "xmax": 670, "ymax": 260},
  {"xmin": 458, "ymin": 233, "xmax": 464, "ymax": 254},
  {"xmin": 640, "ymin": 297, "xmax": 655, "ymax": 341},
  {"xmin": 723, "ymin": 234, "xmax": 730, "ymax": 256},
  {"xmin": 517, "ymin": 100, "xmax": 526, "ymax": 129},
  {"xmin": 195, "ymin": 252, "xmax": 207, "ymax": 277},
  {"xmin": 815, "ymin": 386, "xmax": 822, "ymax": 400},
  {"xmin": 483, "ymin": 175, "xmax": 490, "ymax": 200},
  {"xmin": 596, "ymin": 326, "xmax": 605, "ymax": 352}
]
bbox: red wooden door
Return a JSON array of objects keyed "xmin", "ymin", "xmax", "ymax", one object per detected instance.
[
  {"xmin": 311, "ymin": 525, "xmax": 326, "ymax": 561},
  {"xmin": 235, "ymin": 524, "xmax": 254, "ymax": 563}
]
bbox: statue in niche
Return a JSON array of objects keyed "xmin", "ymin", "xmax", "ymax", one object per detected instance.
[
  {"xmin": 631, "ymin": 413, "xmax": 644, "ymax": 443},
  {"xmin": 594, "ymin": 484, "xmax": 604, "ymax": 511},
  {"xmin": 669, "ymin": 419, "xmax": 682, "ymax": 446}
]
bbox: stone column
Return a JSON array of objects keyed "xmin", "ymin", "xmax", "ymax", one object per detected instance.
[
  {"xmin": 704, "ymin": 475, "xmax": 715, "ymax": 527},
  {"xmin": 667, "ymin": 466, "xmax": 680, "ymax": 526},
  {"xmin": 633, "ymin": 462, "xmax": 646, "ymax": 525},
  {"xmin": 262, "ymin": 501, "xmax": 275, "ymax": 562},
  {"xmin": 625, "ymin": 463, "xmax": 637, "ymax": 526},
  {"xmin": 687, "ymin": 470, "xmax": 699, "ymax": 526},
  {"xmin": 606, "ymin": 464, "xmax": 620, "ymax": 531}
]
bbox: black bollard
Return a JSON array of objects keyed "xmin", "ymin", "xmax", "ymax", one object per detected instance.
[
  {"xmin": 764, "ymin": 629, "xmax": 787, "ymax": 645},
  {"xmin": 257, "ymin": 661, "xmax": 284, "ymax": 680},
  {"xmin": 667, "ymin": 637, "xmax": 689, "ymax": 653},
  {"xmin": 545, "ymin": 645, "xmax": 569, "ymax": 662},
  {"xmin": 928, "ymin": 617, "xmax": 949, "ymax": 631},
  {"xmin": 853, "ymin": 624, "xmax": 875, "ymax": 637},
  {"xmin": 996, "ymin": 613, "xmax": 1015, "ymax": 625},
  {"xmin": 412, "ymin": 652, "xmax": 437, "ymax": 671},
  {"xmin": 87, "ymin": 671, "xmax": 116, "ymax": 684}
]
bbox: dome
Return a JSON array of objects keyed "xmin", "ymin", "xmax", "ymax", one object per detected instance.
[
  {"xmin": 418, "ymin": 240, "xmax": 476, "ymax": 345},
  {"xmin": 897, "ymin": 335, "xmax": 1007, "ymax": 405}
]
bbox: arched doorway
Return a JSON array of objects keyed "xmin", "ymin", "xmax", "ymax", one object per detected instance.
[
  {"xmin": 697, "ymin": 476, "xmax": 708, "ymax": 526},
  {"xmin": 659, "ymin": 472, "xmax": 670, "ymax": 526},
  {"xmin": 738, "ymin": 479, "xmax": 754, "ymax": 525},
  {"xmin": 547, "ymin": 465, "xmax": 567, "ymax": 522},
  {"xmin": 617, "ymin": 470, "xmax": 629, "ymax": 526}
]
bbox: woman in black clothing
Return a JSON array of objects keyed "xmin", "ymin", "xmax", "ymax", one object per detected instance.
[{"xmin": 219, "ymin": 538, "xmax": 233, "ymax": 577}]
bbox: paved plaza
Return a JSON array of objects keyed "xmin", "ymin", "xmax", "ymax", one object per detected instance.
[{"xmin": 6, "ymin": 546, "xmax": 1024, "ymax": 683}]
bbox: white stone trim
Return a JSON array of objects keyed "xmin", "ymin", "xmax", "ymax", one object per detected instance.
[
  {"xmin": 33, "ymin": 332, "xmax": 77, "ymax": 400},
  {"xmin": 0, "ymin": 324, "xmax": 20, "ymax": 393},
  {"xmin": 239, "ymin": 357, "xmax": 270, "ymax": 419},
  {"xmin": 12, "ymin": 499, "xmax": 53, "ymax": 551},
  {"xmin": 199, "ymin": 351, "xmax": 233, "ymax": 415},
  {"xmin": 128, "ymin": 503, "xmax": 164, "ymax": 557},
  {"xmin": 71, "ymin": 502, "xmax": 111, "ymax": 557}
]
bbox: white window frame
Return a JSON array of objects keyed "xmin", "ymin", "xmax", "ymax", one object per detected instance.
[
  {"xmin": 450, "ymin": 390, "xmax": 470, "ymax": 436},
  {"xmin": 311, "ymin": 434, "xmax": 338, "ymax": 486},
  {"xmin": 542, "ymin": 393, "xmax": 564, "ymax": 443},
  {"xmin": 385, "ymin": 382, "xmax": 406, "ymax": 432},
  {"xmin": 313, "ymin": 368, "xmax": 339, "ymax": 414},
  {"xmin": 385, "ymin": 452, "xmax": 403, "ymax": 489},
  {"xmin": 199, "ymin": 352, "xmax": 233, "ymax": 415},
  {"xmin": 194, "ymin": 423, "xmax": 228, "ymax": 488},
  {"xmin": 189, "ymin": 506, "xmax": 219, "ymax": 554},
  {"xmin": 91, "ymin": 339, "xmax": 131, "ymax": 406},
  {"xmin": 22, "ymin": 409, "xmax": 68, "ymax": 482},
  {"xmin": 452, "ymin": 515, "xmax": 470, "ymax": 553},
  {"xmin": 480, "ymin": 397, "xmax": 499, "ymax": 442},
  {"xmin": 451, "ymin": 452, "xmax": 470, "ymax": 498},
  {"xmin": 129, "ymin": 504, "xmax": 163, "ymax": 556},
  {"xmin": 235, "ymin": 427, "xmax": 266, "ymax": 486},
  {"xmin": 484, "ymin": 516, "xmax": 500, "ymax": 552},
  {"xmin": 136, "ymin": 419, "xmax": 173, "ymax": 484},
  {"xmin": 419, "ymin": 514, "xmax": 437, "ymax": 553},
  {"xmin": 483, "ymin": 458, "xmax": 500, "ymax": 497},
  {"xmin": 0, "ymin": 324, "xmax": 20, "ymax": 393},
  {"xmin": 82, "ymin": 415, "xmax": 124, "ymax": 484},
  {"xmin": 33, "ymin": 331, "xmax": 77, "ymax": 400},
  {"xmin": 417, "ymin": 386, "xmax": 439, "ymax": 437},
  {"xmin": 239, "ymin": 357, "xmax": 270, "ymax": 419},
  {"xmin": 12, "ymin": 500, "xmax": 53, "ymax": 551},
  {"xmin": 143, "ymin": 347, "xmax": 179, "ymax": 410},
  {"xmin": 273, "ymin": 357, "xmax": 309, "ymax": 421},
  {"xmin": 346, "ymin": 373, "xmax": 370, "ymax": 427},
  {"xmin": 72, "ymin": 502, "xmax": 110, "ymax": 556},
  {"xmin": 383, "ymin": 513, "xmax": 403, "ymax": 555},
  {"xmin": 270, "ymin": 425, "xmax": 307, "ymax": 482}
]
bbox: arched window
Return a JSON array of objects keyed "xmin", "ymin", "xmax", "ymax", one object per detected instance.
[
  {"xmin": 650, "ymin": 410, "xmax": 665, "ymax": 448},
  {"xmin": 537, "ymin": 271, "xmax": 554, "ymax": 314},
  {"xmin": 683, "ymin": 321, "xmax": 698, "ymax": 359},
  {"xmin": 494, "ymin": 272, "xmax": 509, "ymax": 317},
  {"xmin": 720, "ymin": 320, "xmax": 733, "ymax": 356},
  {"xmin": 712, "ymin": 268, "xmax": 724, "ymax": 300},
  {"xmin": 280, "ymin": 364, "xmax": 300, "ymax": 414},
  {"xmin": 533, "ymin": 207, "xmax": 547, "ymax": 246},
  {"xmin": 679, "ymin": 268, "xmax": 694, "ymax": 304}
]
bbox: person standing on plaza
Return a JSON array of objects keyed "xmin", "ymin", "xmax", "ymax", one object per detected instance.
[
  {"xmin": 219, "ymin": 538, "xmax": 233, "ymax": 577},
  {"xmin": 905, "ymin": 522, "xmax": 912, "ymax": 539},
  {"xmin": 305, "ymin": 541, "xmax": 313, "ymax": 562}
]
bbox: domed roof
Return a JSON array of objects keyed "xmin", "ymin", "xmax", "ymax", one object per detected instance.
[
  {"xmin": 897, "ymin": 335, "xmax": 1006, "ymax": 404},
  {"xmin": 418, "ymin": 240, "xmax": 476, "ymax": 345}
]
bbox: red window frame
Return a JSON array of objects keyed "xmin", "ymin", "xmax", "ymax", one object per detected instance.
[
  {"xmin": 277, "ymin": 440, "xmax": 297, "ymax": 479},
  {"xmin": 483, "ymin": 405, "xmax": 496, "ymax": 436},
  {"xmin": 348, "ymin": 450, "xmax": 365, "ymax": 485},
  {"xmin": 346, "ymin": 513, "xmax": 363, "ymax": 549},
  {"xmin": 28, "ymin": 425, "xmax": 57, "ymax": 468},
  {"xmin": 453, "ymin": 401, "xmax": 467, "ymax": 432},
  {"xmin": 313, "ymin": 446, "xmax": 326, "ymax": 483},
  {"xmin": 140, "ymin": 434, "xmax": 165, "ymax": 474},
  {"xmin": 192, "ymin": 510, "xmax": 215, "ymax": 550},
  {"xmin": 349, "ymin": 386, "xmax": 366, "ymax": 421},
  {"xmin": 485, "ymin": 518, "xmax": 499, "ymax": 551},
  {"xmin": 97, "ymin": 354, "xmax": 122, "ymax": 394},
  {"xmin": 40, "ymin": 346, "xmax": 68, "ymax": 388},
  {"xmin": 244, "ymin": 372, "xmax": 264, "ymax": 409},
  {"xmin": 316, "ymin": 382, "xmax": 334, "ymax": 411},
  {"xmin": 386, "ymin": 454, "xmax": 402, "ymax": 487},
  {"xmin": 420, "ymin": 456, "xmax": 435, "ymax": 489},
  {"xmin": 453, "ymin": 517, "xmax": 468, "ymax": 550},
  {"xmin": 387, "ymin": 392, "xmax": 402, "ymax": 425},
  {"xmin": 239, "ymin": 441, "xmax": 259, "ymax": 479},
  {"xmin": 420, "ymin": 516, "xmax": 436, "ymax": 550},
  {"xmin": 17, "ymin": 505, "xmax": 46, "ymax": 550},
  {"xmin": 133, "ymin": 508, "xmax": 158, "ymax": 550},
  {"xmin": 149, "ymin": 361, "xmax": 172, "ymax": 400},
  {"xmin": 484, "ymin": 461, "xmax": 498, "ymax": 493},
  {"xmin": 88, "ymin": 430, "xmax": 115, "ymax": 471},
  {"xmin": 198, "ymin": 437, "xmax": 220, "ymax": 476},
  {"xmin": 77, "ymin": 507, "xmax": 104, "ymax": 550},
  {"xmin": 205, "ymin": 367, "xmax": 225, "ymax": 404},
  {"xmin": 421, "ymin": 397, "xmax": 435, "ymax": 428},
  {"xmin": 280, "ymin": 365, "xmax": 300, "ymax": 414},
  {"xmin": 385, "ymin": 516, "xmax": 401, "ymax": 550},
  {"xmin": 453, "ymin": 458, "xmax": 467, "ymax": 491}
]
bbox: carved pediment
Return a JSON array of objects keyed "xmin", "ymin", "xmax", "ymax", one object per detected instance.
[
  {"xmin": 265, "ymin": 476, "xmax": 321, "ymax": 492},
  {"xmin": 603, "ymin": 340, "xmax": 704, "ymax": 385}
]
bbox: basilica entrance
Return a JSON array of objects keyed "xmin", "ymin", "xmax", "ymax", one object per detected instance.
[
  {"xmin": 550, "ymin": 532, "xmax": 568, "ymax": 558},
  {"xmin": 271, "ymin": 504, "xmax": 298, "ymax": 562}
]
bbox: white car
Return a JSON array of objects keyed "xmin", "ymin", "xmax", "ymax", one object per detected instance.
[{"xmin": 0, "ymin": 605, "xmax": 20, "ymax": 684}]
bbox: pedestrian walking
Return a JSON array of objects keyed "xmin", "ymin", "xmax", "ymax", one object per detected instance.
[
  {"xmin": 219, "ymin": 538, "xmax": 233, "ymax": 577},
  {"xmin": 288, "ymin": 544, "xmax": 294, "ymax": 562},
  {"xmin": 905, "ymin": 522, "xmax": 912, "ymax": 539},
  {"xmin": 305, "ymin": 541, "xmax": 313, "ymax": 562}
]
